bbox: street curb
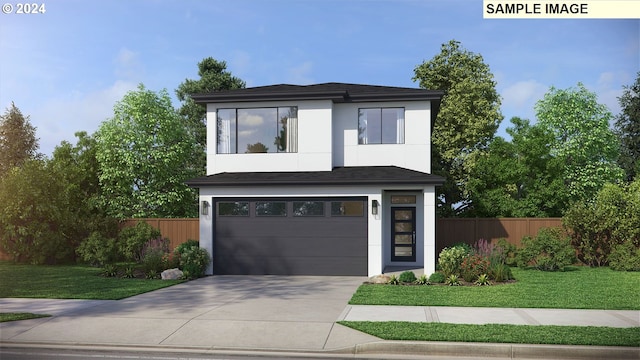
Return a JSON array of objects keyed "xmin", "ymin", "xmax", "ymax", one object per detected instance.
[
  {"xmin": 354, "ymin": 341, "xmax": 640, "ymax": 359},
  {"xmin": 2, "ymin": 341, "xmax": 639, "ymax": 360}
]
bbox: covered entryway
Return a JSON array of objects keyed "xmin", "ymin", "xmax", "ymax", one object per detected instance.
[{"xmin": 213, "ymin": 197, "xmax": 368, "ymax": 275}]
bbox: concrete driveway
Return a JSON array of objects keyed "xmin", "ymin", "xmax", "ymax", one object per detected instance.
[{"xmin": 1, "ymin": 276, "xmax": 378, "ymax": 351}]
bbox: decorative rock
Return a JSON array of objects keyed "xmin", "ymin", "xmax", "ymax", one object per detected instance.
[
  {"xmin": 161, "ymin": 268, "xmax": 183, "ymax": 280},
  {"xmin": 369, "ymin": 274, "xmax": 390, "ymax": 284}
]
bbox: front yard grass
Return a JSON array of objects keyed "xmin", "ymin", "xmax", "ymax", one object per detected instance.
[
  {"xmin": 0, "ymin": 261, "xmax": 183, "ymax": 300},
  {"xmin": 0, "ymin": 313, "xmax": 51, "ymax": 322},
  {"xmin": 350, "ymin": 267, "xmax": 640, "ymax": 310},
  {"xmin": 338, "ymin": 322, "xmax": 640, "ymax": 347}
]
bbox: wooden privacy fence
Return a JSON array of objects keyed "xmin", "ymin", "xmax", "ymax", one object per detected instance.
[
  {"xmin": 436, "ymin": 217, "xmax": 563, "ymax": 254},
  {"xmin": 123, "ymin": 217, "xmax": 563, "ymax": 253},
  {"xmin": 121, "ymin": 218, "xmax": 199, "ymax": 251}
]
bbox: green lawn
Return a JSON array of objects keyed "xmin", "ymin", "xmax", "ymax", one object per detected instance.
[
  {"xmin": 339, "ymin": 322, "xmax": 640, "ymax": 347},
  {"xmin": 350, "ymin": 267, "xmax": 640, "ymax": 310},
  {"xmin": 0, "ymin": 313, "xmax": 51, "ymax": 322},
  {"xmin": 0, "ymin": 261, "xmax": 183, "ymax": 300}
]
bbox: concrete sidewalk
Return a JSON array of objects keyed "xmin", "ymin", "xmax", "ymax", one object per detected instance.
[{"xmin": 1, "ymin": 276, "xmax": 639, "ymax": 359}]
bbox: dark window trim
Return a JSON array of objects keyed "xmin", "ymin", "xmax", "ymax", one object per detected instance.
[{"xmin": 358, "ymin": 107, "xmax": 405, "ymax": 145}]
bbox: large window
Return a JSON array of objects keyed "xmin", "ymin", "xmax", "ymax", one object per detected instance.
[
  {"xmin": 358, "ymin": 108, "xmax": 404, "ymax": 144},
  {"xmin": 217, "ymin": 107, "xmax": 298, "ymax": 154}
]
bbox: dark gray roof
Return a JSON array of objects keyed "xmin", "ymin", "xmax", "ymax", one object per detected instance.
[
  {"xmin": 191, "ymin": 82, "xmax": 443, "ymax": 103},
  {"xmin": 191, "ymin": 82, "xmax": 443, "ymax": 127},
  {"xmin": 186, "ymin": 166, "xmax": 445, "ymax": 187}
]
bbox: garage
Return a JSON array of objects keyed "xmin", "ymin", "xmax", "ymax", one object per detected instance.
[{"xmin": 213, "ymin": 197, "xmax": 368, "ymax": 275}]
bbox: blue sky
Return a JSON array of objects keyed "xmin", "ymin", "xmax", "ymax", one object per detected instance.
[{"xmin": 1, "ymin": 0, "xmax": 638, "ymax": 156}]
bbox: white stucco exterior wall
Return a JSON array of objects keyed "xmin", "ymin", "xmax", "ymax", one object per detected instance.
[
  {"xmin": 423, "ymin": 186, "xmax": 437, "ymax": 276},
  {"xmin": 205, "ymin": 100, "xmax": 333, "ymax": 175}
]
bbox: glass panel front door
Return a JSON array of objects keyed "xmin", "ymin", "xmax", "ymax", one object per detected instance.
[{"xmin": 391, "ymin": 207, "xmax": 416, "ymax": 262}]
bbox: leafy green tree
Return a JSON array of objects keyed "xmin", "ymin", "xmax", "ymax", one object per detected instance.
[
  {"xmin": 95, "ymin": 84, "xmax": 199, "ymax": 219},
  {"xmin": 535, "ymin": 83, "xmax": 624, "ymax": 202},
  {"xmin": 614, "ymin": 72, "xmax": 640, "ymax": 182},
  {"xmin": 175, "ymin": 58, "xmax": 245, "ymax": 175},
  {"xmin": 0, "ymin": 159, "xmax": 77, "ymax": 264},
  {"xmin": 0, "ymin": 102, "xmax": 40, "ymax": 176},
  {"xmin": 413, "ymin": 40, "xmax": 503, "ymax": 216},
  {"xmin": 467, "ymin": 117, "xmax": 568, "ymax": 217}
]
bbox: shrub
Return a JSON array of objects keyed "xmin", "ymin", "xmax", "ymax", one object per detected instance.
[
  {"xmin": 100, "ymin": 264, "xmax": 118, "ymax": 277},
  {"xmin": 495, "ymin": 238, "xmax": 518, "ymax": 267},
  {"xmin": 141, "ymin": 237, "xmax": 170, "ymax": 274},
  {"xmin": 76, "ymin": 231, "xmax": 119, "ymax": 266},
  {"xmin": 118, "ymin": 222, "xmax": 161, "ymax": 262},
  {"xmin": 445, "ymin": 274, "xmax": 461, "ymax": 286},
  {"xmin": 428, "ymin": 272, "xmax": 445, "ymax": 284},
  {"xmin": 474, "ymin": 274, "xmax": 491, "ymax": 286},
  {"xmin": 122, "ymin": 266, "xmax": 136, "ymax": 278},
  {"xmin": 518, "ymin": 227, "xmax": 575, "ymax": 271},
  {"xmin": 179, "ymin": 245, "xmax": 210, "ymax": 279},
  {"xmin": 414, "ymin": 274, "xmax": 430, "ymax": 285},
  {"xmin": 608, "ymin": 241, "xmax": 640, "ymax": 271},
  {"xmin": 399, "ymin": 271, "xmax": 417, "ymax": 283},
  {"xmin": 145, "ymin": 269, "xmax": 159, "ymax": 279},
  {"xmin": 387, "ymin": 274, "xmax": 399, "ymax": 285},
  {"xmin": 175, "ymin": 239, "xmax": 200, "ymax": 255},
  {"xmin": 460, "ymin": 254, "xmax": 490, "ymax": 282},
  {"xmin": 563, "ymin": 180, "xmax": 640, "ymax": 267},
  {"xmin": 162, "ymin": 252, "xmax": 180, "ymax": 269},
  {"xmin": 490, "ymin": 263, "xmax": 514, "ymax": 282},
  {"xmin": 438, "ymin": 246, "xmax": 470, "ymax": 276}
]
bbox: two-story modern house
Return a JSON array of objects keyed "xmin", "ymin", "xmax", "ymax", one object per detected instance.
[{"xmin": 186, "ymin": 83, "xmax": 444, "ymax": 277}]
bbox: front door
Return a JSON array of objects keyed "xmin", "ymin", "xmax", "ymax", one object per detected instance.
[{"xmin": 391, "ymin": 207, "xmax": 416, "ymax": 262}]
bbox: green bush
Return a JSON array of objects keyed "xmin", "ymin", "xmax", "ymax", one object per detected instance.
[
  {"xmin": 76, "ymin": 231, "xmax": 119, "ymax": 266},
  {"xmin": 141, "ymin": 237, "xmax": 170, "ymax": 274},
  {"xmin": 175, "ymin": 239, "xmax": 199, "ymax": 255},
  {"xmin": 495, "ymin": 238, "xmax": 519, "ymax": 267},
  {"xmin": 608, "ymin": 241, "xmax": 640, "ymax": 271},
  {"xmin": 398, "ymin": 271, "xmax": 417, "ymax": 283},
  {"xmin": 179, "ymin": 245, "xmax": 210, "ymax": 279},
  {"xmin": 563, "ymin": 180, "xmax": 640, "ymax": 267},
  {"xmin": 490, "ymin": 263, "xmax": 514, "ymax": 282},
  {"xmin": 428, "ymin": 272, "xmax": 445, "ymax": 283},
  {"xmin": 460, "ymin": 254, "xmax": 490, "ymax": 282},
  {"xmin": 118, "ymin": 222, "xmax": 161, "ymax": 262},
  {"xmin": 518, "ymin": 227, "xmax": 575, "ymax": 271},
  {"xmin": 438, "ymin": 246, "xmax": 470, "ymax": 276}
]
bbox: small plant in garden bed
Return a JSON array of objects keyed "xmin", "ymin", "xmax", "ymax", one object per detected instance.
[
  {"xmin": 414, "ymin": 274, "xmax": 430, "ymax": 285},
  {"xmin": 121, "ymin": 266, "xmax": 136, "ymax": 279},
  {"xmin": 474, "ymin": 273, "xmax": 491, "ymax": 286},
  {"xmin": 101, "ymin": 264, "xmax": 118, "ymax": 277},
  {"xmin": 398, "ymin": 271, "xmax": 417, "ymax": 283},
  {"xmin": 387, "ymin": 274, "xmax": 400, "ymax": 285},
  {"xmin": 428, "ymin": 272, "xmax": 445, "ymax": 284},
  {"xmin": 445, "ymin": 274, "xmax": 461, "ymax": 286}
]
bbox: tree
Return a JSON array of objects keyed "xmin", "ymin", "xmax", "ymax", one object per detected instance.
[
  {"xmin": 535, "ymin": 83, "xmax": 624, "ymax": 203},
  {"xmin": 614, "ymin": 72, "xmax": 640, "ymax": 182},
  {"xmin": 413, "ymin": 40, "xmax": 503, "ymax": 216},
  {"xmin": 467, "ymin": 117, "xmax": 568, "ymax": 217},
  {"xmin": 95, "ymin": 84, "xmax": 200, "ymax": 219},
  {"xmin": 0, "ymin": 102, "xmax": 40, "ymax": 176},
  {"xmin": 0, "ymin": 159, "xmax": 77, "ymax": 264},
  {"xmin": 175, "ymin": 58, "xmax": 245, "ymax": 175}
]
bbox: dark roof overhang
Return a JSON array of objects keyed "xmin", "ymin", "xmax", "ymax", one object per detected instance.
[{"xmin": 186, "ymin": 166, "xmax": 445, "ymax": 188}]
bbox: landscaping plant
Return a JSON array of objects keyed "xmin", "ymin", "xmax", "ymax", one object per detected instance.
[
  {"xmin": 399, "ymin": 271, "xmax": 417, "ymax": 283},
  {"xmin": 414, "ymin": 274, "xmax": 430, "ymax": 285},
  {"xmin": 428, "ymin": 272, "xmax": 445, "ymax": 284},
  {"xmin": 608, "ymin": 241, "xmax": 640, "ymax": 271},
  {"xmin": 178, "ymin": 244, "xmax": 210, "ymax": 279},
  {"xmin": 460, "ymin": 254, "xmax": 490, "ymax": 282},
  {"xmin": 118, "ymin": 221, "xmax": 161, "ymax": 262},
  {"xmin": 474, "ymin": 273, "xmax": 491, "ymax": 286},
  {"xmin": 76, "ymin": 231, "xmax": 119, "ymax": 266},
  {"xmin": 438, "ymin": 245, "xmax": 470, "ymax": 276},
  {"xmin": 518, "ymin": 227, "xmax": 575, "ymax": 271},
  {"xmin": 445, "ymin": 274, "xmax": 461, "ymax": 286},
  {"xmin": 387, "ymin": 274, "xmax": 399, "ymax": 285}
]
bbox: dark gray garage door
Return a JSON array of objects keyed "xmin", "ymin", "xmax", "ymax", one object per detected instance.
[{"xmin": 213, "ymin": 197, "xmax": 367, "ymax": 275}]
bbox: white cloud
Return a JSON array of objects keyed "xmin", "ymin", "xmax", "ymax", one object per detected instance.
[
  {"xmin": 29, "ymin": 80, "xmax": 138, "ymax": 157},
  {"xmin": 501, "ymin": 79, "xmax": 548, "ymax": 110},
  {"xmin": 239, "ymin": 114, "xmax": 264, "ymax": 127},
  {"xmin": 114, "ymin": 48, "xmax": 144, "ymax": 80}
]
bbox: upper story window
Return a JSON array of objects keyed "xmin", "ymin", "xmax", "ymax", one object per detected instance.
[
  {"xmin": 358, "ymin": 108, "xmax": 405, "ymax": 144},
  {"xmin": 217, "ymin": 107, "xmax": 298, "ymax": 154}
]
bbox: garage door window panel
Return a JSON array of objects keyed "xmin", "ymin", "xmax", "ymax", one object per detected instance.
[
  {"xmin": 331, "ymin": 201, "xmax": 364, "ymax": 216},
  {"xmin": 293, "ymin": 201, "xmax": 325, "ymax": 216},
  {"xmin": 256, "ymin": 201, "xmax": 287, "ymax": 216},
  {"xmin": 218, "ymin": 202, "xmax": 249, "ymax": 216}
]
